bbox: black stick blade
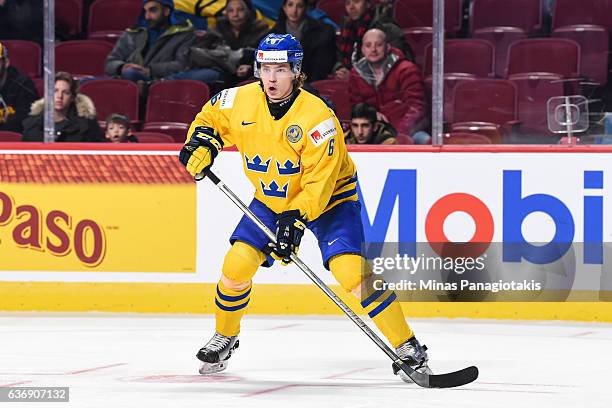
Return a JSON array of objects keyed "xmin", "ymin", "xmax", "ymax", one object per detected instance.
[
  {"xmin": 428, "ymin": 366, "xmax": 479, "ymax": 388},
  {"xmin": 396, "ymin": 361, "xmax": 479, "ymax": 388}
]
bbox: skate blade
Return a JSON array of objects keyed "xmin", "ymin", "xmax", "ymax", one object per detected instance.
[{"xmin": 199, "ymin": 361, "xmax": 228, "ymax": 375}]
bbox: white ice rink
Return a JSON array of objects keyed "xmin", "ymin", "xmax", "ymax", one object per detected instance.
[{"xmin": 1, "ymin": 314, "xmax": 611, "ymax": 408}]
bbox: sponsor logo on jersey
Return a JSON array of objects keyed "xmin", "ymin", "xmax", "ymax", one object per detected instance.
[
  {"xmin": 308, "ymin": 118, "xmax": 337, "ymax": 146},
  {"xmin": 241, "ymin": 120, "xmax": 256, "ymax": 126},
  {"xmin": 218, "ymin": 87, "xmax": 238, "ymax": 109},
  {"xmin": 285, "ymin": 125, "xmax": 303, "ymax": 143}
]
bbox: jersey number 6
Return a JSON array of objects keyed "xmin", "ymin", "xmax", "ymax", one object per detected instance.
[{"xmin": 328, "ymin": 138, "xmax": 335, "ymax": 156}]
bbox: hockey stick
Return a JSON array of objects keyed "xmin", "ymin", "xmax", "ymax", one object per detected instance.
[{"xmin": 196, "ymin": 170, "xmax": 478, "ymax": 388}]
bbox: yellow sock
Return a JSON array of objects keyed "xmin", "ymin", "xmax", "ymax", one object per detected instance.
[
  {"xmin": 214, "ymin": 241, "xmax": 265, "ymax": 337},
  {"xmin": 329, "ymin": 254, "xmax": 413, "ymax": 348},
  {"xmin": 360, "ymin": 287, "xmax": 413, "ymax": 348},
  {"xmin": 215, "ymin": 280, "xmax": 252, "ymax": 336}
]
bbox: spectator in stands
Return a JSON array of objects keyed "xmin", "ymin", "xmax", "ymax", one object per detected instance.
[
  {"xmin": 349, "ymin": 29, "xmax": 426, "ymax": 137},
  {"xmin": 105, "ymin": 0, "xmax": 196, "ymax": 82},
  {"xmin": 0, "ymin": 0, "xmax": 43, "ymax": 45},
  {"xmin": 334, "ymin": 0, "xmax": 412, "ymax": 81},
  {"xmin": 304, "ymin": 0, "xmax": 339, "ymax": 30},
  {"xmin": 208, "ymin": 0, "xmax": 269, "ymax": 80},
  {"xmin": 181, "ymin": 31, "xmax": 249, "ymax": 85},
  {"xmin": 0, "ymin": 42, "xmax": 38, "ymax": 133},
  {"xmin": 345, "ymin": 102, "xmax": 398, "ymax": 144},
  {"xmin": 105, "ymin": 113, "xmax": 138, "ymax": 143},
  {"xmin": 269, "ymin": 0, "xmax": 336, "ymax": 82},
  {"xmin": 22, "ymin": 72, "xmax": 103, "ymax": 142}
]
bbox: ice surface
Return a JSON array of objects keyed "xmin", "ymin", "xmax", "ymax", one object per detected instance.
[{"xmin": 1, "ymin": 314, "xmax": 610, "ymax": 408}]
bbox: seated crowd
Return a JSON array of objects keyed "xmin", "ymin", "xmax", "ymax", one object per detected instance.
[
  {"xmin": 2, "ymin": 0, "xmax": 609, "ymax": 144},
  {"xmin": 1, "ymin": 0, "xmax": 429, "ymax": 144}
]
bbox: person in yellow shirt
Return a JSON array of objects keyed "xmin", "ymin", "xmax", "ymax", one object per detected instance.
[{"xmin": 179, "ymin": 33, "xmax": 431, "ymax": 382}]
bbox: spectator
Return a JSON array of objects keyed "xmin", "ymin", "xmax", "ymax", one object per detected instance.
[
  {"xmin": 0, "ymin": 42, "xmax": 38, "ymax": 133},
  {"xmin": 105, "ymin": 113, "xmax": 138, "ymax": 143},
  {"xmin": 304, "ymin": 0, "xmax": 339, "ymax": 31},
  {"xmin": 349, "ymin": 29, "xmax": 426, "ymax": 136},
  {"xmin": 208, "ymin": 0, "xmax": 269, "ymax": 80},
  {"xmin": 270, "ymin": 0, "xmax": 336, "ymax": 81},
  {"xmin": 345, "ymin": 102, "xmax": 398, "ymax": 144},
  {"xmin": 335, "ymin": 0, "xmax": 412, "ymax": 81},
  {"xmin": 0, "ymin": 0, "xmax": 43, "ymax": 45},
  {"xmin": 22, "ymin": 72, "xmax": 103, "ymax": 142},
  {"xmin": 105, "ymin": 0, "xmax": 196, "ymax": 82}
]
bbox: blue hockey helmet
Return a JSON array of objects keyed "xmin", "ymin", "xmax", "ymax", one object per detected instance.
[{"xmin": 254, "ymin": 33, "xmax": 304, "ymax": 78}]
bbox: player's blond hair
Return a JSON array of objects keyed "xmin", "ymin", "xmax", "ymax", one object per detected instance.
[{"xmin": 294, "ymin": 72, "xmax": 307, "ymax": 90}]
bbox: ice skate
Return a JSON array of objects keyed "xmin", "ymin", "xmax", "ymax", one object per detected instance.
[
  {"xmin": 393, "ymin": 336, "xmax": 433, "ymax": 383},
  {"xmin": 196, "ymin": 333, "xmax": 239, "ymax": 375}
]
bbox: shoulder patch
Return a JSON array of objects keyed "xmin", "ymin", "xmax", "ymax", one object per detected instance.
[
  {"xmin": 286, "ymin": 125, "xmax": 303, "ymax": 143},
  {"xmin": 219, "ymin": 87, "xmax": 238, "ymax": 109},
  {"xmin": 308, "ymin": 118, "xmax": 337, "ymax": 147}
]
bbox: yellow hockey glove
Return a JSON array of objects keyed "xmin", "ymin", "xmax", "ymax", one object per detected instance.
[{"xmin": 179, "ymin": 126, "xmax": 223, "ymax": 177}]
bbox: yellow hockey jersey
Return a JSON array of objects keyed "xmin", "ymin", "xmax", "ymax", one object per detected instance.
[{"xmin": 187, "ymin": 82, "xmax": 358, "ymax": 221}]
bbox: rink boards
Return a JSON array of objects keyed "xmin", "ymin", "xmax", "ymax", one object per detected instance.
[{"xmin": 1, "ymin": 143, "xmax": 611, "ymax": 321}]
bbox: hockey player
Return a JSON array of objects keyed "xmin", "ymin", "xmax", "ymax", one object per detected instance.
[{"xmin": 179, "ymin": 33, "xmax": 431, "ymax": 382}]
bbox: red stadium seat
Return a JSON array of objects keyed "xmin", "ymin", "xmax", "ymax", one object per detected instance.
[
  {"xmin": 470, "ymin": 0, "xmax": 541, "ymax": 34},
  {"xmin": 506, "ymin": 38, "xmax": 580, "ymax": 78},
  {"xmin": 79, "ymin": 79, "xmax": 140, "ymax": 122},
  {"xmin": 310, "ymin": 78, "xmax": 346, "ymax": 95},
  {"xmin": 425, "ymin": 73, "xmax": 476, "ymax": 123},
  {"xmin": 403, "ymin": 27, "xmax": 432, "ymax": 69},
  {"xmin": 552, "ymin": 0, "xmax": 599, "ymax": 31},
  {"xmin": 0, "ymin": 131, "xmax": 23, "ymax": 142},
  {"xmin": 133, "ymin": 132, "xmax": 176, "ymax": 143},
  {"xmin": 143, "ymin": 80, "xmax": 210, "ymax": 142},
  {"xmin": 32, "ymin": 78, "xmax": 44, "ymax": 97},
  {"xmin": 452, "ymin": 79, "xmax": 518, "ymax": 125},
  {"xmin": 310, "ymin": 79, "xmax": 350, "ymax": 122},
  {"xmin": 1, "ymin": 40, "xmax": 42, "ymax": 78},
  {"xmin": 450, "ymin": 122, "xmax": 501, "ymax": 143},
  {"xmin": 443, "ymin": 132, "xmax": 492, "ymax": 144},
  {"xmin": 393, "ymin": 0, "xmax": 462, "ymax": 35},
  {"xmin": 472, "ymin": 27, "xmax": 526, "ymax": 78},
  {"xmin": 56, "ymin": 0, "xmax": 83, "ymax": 38},
  {"xmin": 145, "ymin": 80, "xmax": 210, "ymax": 123},
  {"xmin": 55, "ymin": 40, "xmax": 114, "ymax": 78},
  {"xmin": 88, "ymin": 0, "xmax": 142, "ymax": 43},
  {"xmin": 424, "ymin": 39, "xmax": 494, "ymax": 77},
  {"xmin": 142, "ymin": 122, "xmax": 190, "ymax": 143},
  {"xmin": 509, "ymin": 72, "xmax": 565, "ymax": 136},
  {"xmin": 316, "ymin": 0, "xmax": 345, "ymax": 26},
  {"xmin": 553, "ymin": 25, "xmax": 608, "ymax": 86}
]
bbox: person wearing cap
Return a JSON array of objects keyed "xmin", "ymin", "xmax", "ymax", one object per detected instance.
[
  {"xmin": 105, "ymin": 0, "xmax": 196, "ymax": 82},
  {"xmin": 0, "ymin": 42, "xmax": 38, "ymax": 134},
  {"xmin": 178, "ymin": 33, "xmax": 432, "ymax": 383}
]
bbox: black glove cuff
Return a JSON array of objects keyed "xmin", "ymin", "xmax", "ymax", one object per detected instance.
[
  {"xmin": 278, "ymin": 209, "xmax": 304, "ymax": 222},
  {"xmin": 190, "ymin": 126, "xmax": 224, "ymax": 159}
]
